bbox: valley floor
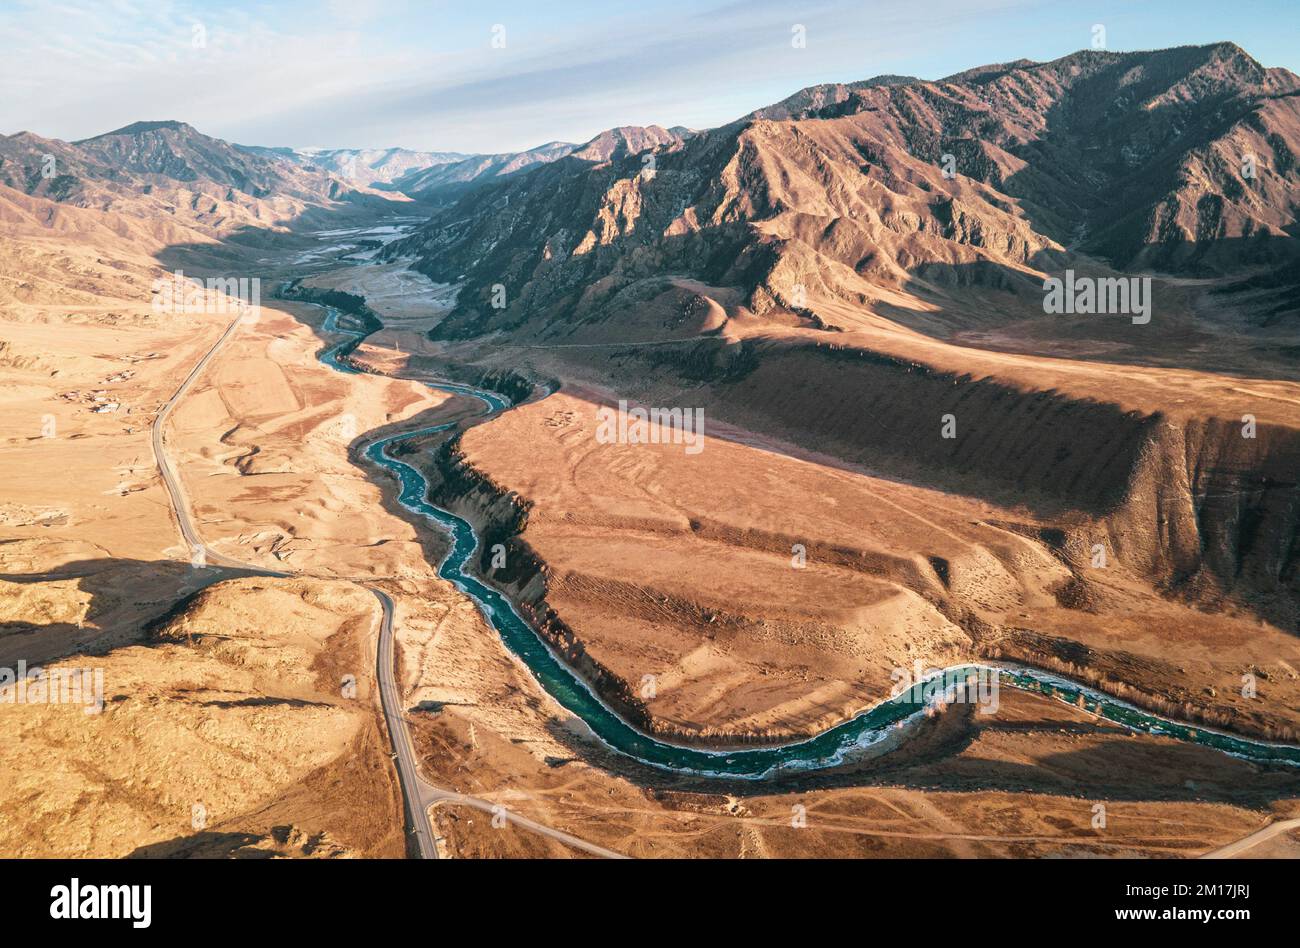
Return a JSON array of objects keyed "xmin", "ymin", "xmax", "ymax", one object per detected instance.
[{"xmin": 2, "ymin": 206, "xmax": 1297, "ymax": 858}]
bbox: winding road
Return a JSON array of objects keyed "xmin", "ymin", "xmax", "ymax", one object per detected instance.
[
  {"xmin": 150, "ymin": 307, "xmax": 436, "ymax": 859},
  {"xmin": 150, "ymin": 299, "xmax": 627, "ymax": 860}
]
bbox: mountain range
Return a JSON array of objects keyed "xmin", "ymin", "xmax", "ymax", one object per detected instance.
[
  {"xmin": 5, "ymin": 43, "xmax": 1298, "ymax": 342},
  {"xmin": 384, "ymin": 43, "xmax": 1300, "ymax": 343}
]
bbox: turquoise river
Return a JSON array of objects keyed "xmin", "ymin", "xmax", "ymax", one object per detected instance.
[{"xmin": 315, "ymin": 304, "xmax": 1300, "ymax": 779}]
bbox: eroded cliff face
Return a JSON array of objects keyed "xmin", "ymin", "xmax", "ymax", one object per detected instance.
[
  {"xmin": 638, "ymin": 337, "xmax": 1299, "ymax": 630},
  {"xmin": 414, "ymin": 435, "xmax": 662, "ymax": 740},
  {"xmin": 1110, "ymin": 415, "xmax": 1300, "ymax": 624}
]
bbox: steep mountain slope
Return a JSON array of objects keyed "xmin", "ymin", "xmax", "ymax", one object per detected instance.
[
  {"xmin": 0, "ymin": 131, "xmax": 130, "ymax": 203},
  {"xmin": 74, "ymin": 121, "xmax": 332, "ymax": 197},
  {"xmin": 0, "ymin": 120, "xmax": 397, "ymax": 237},
  {"xmin": 390, "ymin": 43, "xmax": 1300, "ymax": 343},
  {"xmin": 567, "ymin": 124, "xmax": 692, "ymax": 162},
  {"xmin": 386, "ymin": 126, "xmax": 696, "ymax": 202},
  {"xmin": 745, "ymin": 75, "xmax": 918, "ymax": 120}
]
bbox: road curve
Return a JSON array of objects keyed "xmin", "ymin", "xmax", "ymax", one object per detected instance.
[
  {"xmin": 372, "ymin": 588, "xmax": 440, "ymax": 858},
  {"xmin": 149, "ymin": 308, "xmax": 440, "ymax": 858},
  {"xmin": 1199, "ymin": 818, "xmax": 1300, "ymax": 858},
  {"xmin": 151, "ymin": 314, "xmax": 252, "ymax": 571}
]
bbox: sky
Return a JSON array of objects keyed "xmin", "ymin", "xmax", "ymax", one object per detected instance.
[{"xmin": 3, "ymin": 0, "xmax": 1299, "ymax": 155}]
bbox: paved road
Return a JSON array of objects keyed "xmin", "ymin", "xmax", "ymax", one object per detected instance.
[
  {"xmin": 372, "ymin": 588, "xmax": 440, "ymax": 858},
  {"xmin": 148, "ymin": 310, "xmax": 439, "ymax": 857},
  {"xmin": 426, "ymin": 789, "xmax": 628, "ymax": 858},
  {"xmin": 1200, "ymin": 818, "xmax": 1300, "ymax": 858},
  {"xmin": 150, "ymin": 304, "xmax": 623, "ymax": 860}
]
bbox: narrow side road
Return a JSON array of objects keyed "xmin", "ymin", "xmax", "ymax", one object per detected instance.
[
  {"xmin": 1200, "ymin": 818, "xmax": 1300, "ymax": 858},
  {"xmin": 427, "ymin": 791, "xmax": 629, "ymax": 859}
]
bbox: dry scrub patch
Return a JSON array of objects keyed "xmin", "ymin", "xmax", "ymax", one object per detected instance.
[
  {"xmin": 0, "ymin": 576, "xmax": 403, "ymax": 858},
  {"xmin": 166, "ymin": 299, "xmax": 454, "ymax": 580}
]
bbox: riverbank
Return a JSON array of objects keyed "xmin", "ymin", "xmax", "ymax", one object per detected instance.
[{"xmin": 307, "ymin": 292, "xmax": 1300, "ymax": 776}]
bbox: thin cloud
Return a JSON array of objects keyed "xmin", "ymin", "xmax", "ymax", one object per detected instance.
[{"xmin": 2, "ymin": 0, "xmax": 1296, "ymax": 152}]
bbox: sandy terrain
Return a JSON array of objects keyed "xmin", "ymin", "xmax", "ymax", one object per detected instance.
[
  {"xmin": 440, "ymin": 386, "xmax": 1300, "ymax": 745},
  {"xmin": 0, "ymin": 195, "xmax": 425, "ymax": 857},
  {"xmin": 0, "ymin": 577, "xmax": 403, "ymax": 857},
  {"xmin": 164, "ymin": 295, "xmax": 471, "ymax": 580},
  {"xmin": 3, "ymin": 185, "xmax": 1295, "ymax": 858}
]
